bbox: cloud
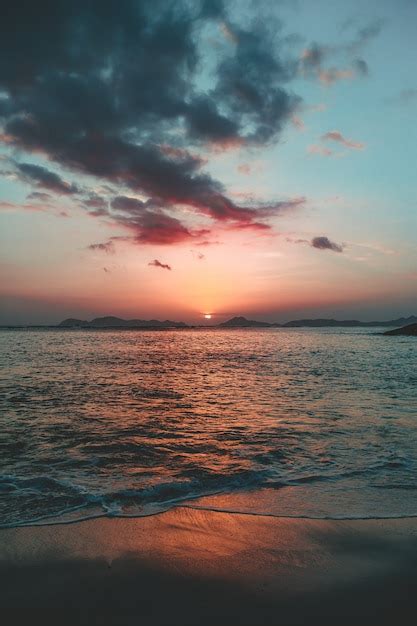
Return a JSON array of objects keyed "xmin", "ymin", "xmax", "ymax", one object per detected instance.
[
  {"xmin": 322, "ymin": 130, "xmax": 365, "ymax": 150},
  {"xmin": 317, "ymin": 68, "xmax": 353, "ymax": 85},
  {"xmin": 111, "ymin": 196, "xmax": 148, "ymax": 213},
  {"xmin": 195, "ymin": 239, "xmax": 222, "ymax": 247},
  {"xmin": 219, "ymin": 21, "xmax": 238, "ymax": 44},
  {"xmin": 212, "ymin": 21, "xmax": 300, "ymax": 145},
  {"xmin": 346, "ymin": 20, "xmax": 384, "ymax": 55},
  {"xmin": 291, "ymin": 115, "xmax": 305, "ymax": 131},
  {"xmin": 82, "ymin": 194, "xmax": 108, "ymax": 210},
  {"xmin": 87, "ymin": 241, "xmax": 115, "ymax": 254},
  {"xmin": 15, "ymin": 163, "xmax": 79, "ymax": 194},
  {"xmin": 190, "ymin": 249, "xmax": 206, "ymax": 260},
  {"xmin": 300, "ymin": 45, "xmax": 354, "ymax": 85},
  {"xmin": 0, "ymin": 0, "xmax": 304, "ymax": 243},
  {"xmin": 108, "ymin": 193, "xmax": 305, "ymax": 244},
  {"xmin": 353, "ymin": 58, "xmax": 369, "ymax": 77},
  {"xmin": 110, "ymin": 195, "xmax": 209, "ymax": 244},
  {"xmin": 300, "ymin": 20, "xmax": 382, "ymax": 85},
  {"xmin": 311, "ymin": 236, "xmax": 344, "ymax": 253},
  {"xmin": 26, "ymin": 191, "xmax": 52, "ymax": 202},
  {"xmin": 238, "ymin": 163, "xmax": 252, "ymax": 175},
  {"xmin": 237, "ymin": 161, "xmax": 264, "ymax": 176},
  {"xmin": 0, "ymin": 200, "xmax": 46, "ymax": 213},
  {"xmin": 307, "ymin": 145, "xmax": 333, "ymax": 157},
  {"xmin": 148, "ymin": 259, "xmax": 172, "ymax": 271},
  {"xmin": 300, "ymin": 43, "xmax": 327, "ymax": 71},
  {"xmin": 300, "ymin": 44, "xmax": 348, "ymax": 84}
]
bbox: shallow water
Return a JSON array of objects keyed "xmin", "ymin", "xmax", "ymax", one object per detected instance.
[{"xmin": 0, "ymin": 327, "xmax": 416, "ymax": 526}]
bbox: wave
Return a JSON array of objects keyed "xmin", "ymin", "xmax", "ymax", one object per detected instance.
[
  {"xmin": 0, "ymin": 469, "xmax": 279, "ymax": 528},
  {"xmin": 2, "ymin": 468, "xmax": 417, "ymax": 529}
]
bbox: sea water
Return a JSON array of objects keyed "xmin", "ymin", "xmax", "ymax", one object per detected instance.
[{"xmin": 0, "ymin": 327, "xmax": 416, "ymax": 526}]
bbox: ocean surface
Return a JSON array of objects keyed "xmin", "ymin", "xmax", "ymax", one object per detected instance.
[{"xmin": 0, "ymin": 327, "xmax": 416, "ymax": 527}]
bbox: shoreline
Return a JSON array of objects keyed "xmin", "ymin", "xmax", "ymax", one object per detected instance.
[
  {"xmin": 3, "ymin": 503, "xmax": 417, "ymax": 530},
  {"xmin": 3, "ymin": 483, "xmax": 417, "ymax": 530},
  {"xmin": 1, "ymin": 506, "xmax": 417, "ymax": 623}
]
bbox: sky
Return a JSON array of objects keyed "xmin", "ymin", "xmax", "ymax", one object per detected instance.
[{"xmin": 0, "ymin": 0, "xmax": 416, "ymax": 324}]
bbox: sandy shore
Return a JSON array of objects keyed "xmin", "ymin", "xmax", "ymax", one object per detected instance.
[{"xmin": 1, "ymin": 506, "xmax": 417, "ymax": 624}]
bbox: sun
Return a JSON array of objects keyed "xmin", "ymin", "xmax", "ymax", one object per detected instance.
[{"xmin": 204, "ymin": 314, "xmax": 212, "ymax": 320}]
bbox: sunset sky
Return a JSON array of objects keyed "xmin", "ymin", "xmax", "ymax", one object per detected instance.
[{"xmin": 0, "ymin": 0, "xmax": 416, "ymax": 324}]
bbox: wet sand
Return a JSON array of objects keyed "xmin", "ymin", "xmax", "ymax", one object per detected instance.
[{"xmin": 1, "ymin": 506, "xmax": 417, "ymax": 625}]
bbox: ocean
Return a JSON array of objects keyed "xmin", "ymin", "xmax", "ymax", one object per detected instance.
[{"xmin": 0, "ymin": 327, "xmax": 416, "ymax": 526}]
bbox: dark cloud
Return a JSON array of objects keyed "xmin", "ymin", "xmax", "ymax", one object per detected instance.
[
  {"xmin": 110, "ymin": 194, "xmax": 196, "ymax": 244},
  {"xmin": 353, "ymin": 58, "xmax": 369, "ymax": 76},
  {"xmin": 108, "ymin": 193, "xmax": 304, "ymax": 244},
  {"xmin": 111, "ymin": 196, "xmax": 147, "ymax": 213},
  {"xmin": 148, "ymin": 259, "xmax": 172, "ymax": 271},
  {"xmin": 347, "ymin": 20, "xmax": 384, "ymax": 54},
  {"xmin": 185, "ymin": 96, "xmax": 241, "ymax": 144},
  {"xmin": 0, "ymin": 0, "xmax": 303, "ymax": 240},
  {"xmin": 82, "ymin": 194, "xmax": 108, "ymax": 210},
  {"xmin": 87, "ymin": 241, "xmax": 115, "ymax": 254},
  {"xmin": 26, "ymin": 191, "xmax": 52, "ymax": 202},
  {"xmin": 212, "ymin": 22, "xmax": 300, "ymax": 145},
  {"xmin": 311, "ymin": 236, "xmax": 344, "ymax": 253},
  {"xmin": 15, "ymin": 162, "xmax": 79, "ymax": 195},
  {"xmin": 88, "ymin": 208, "xmax": 110, "ymax": 218},
  {"xmin": 300, "ymin": 43, "xmax": 327, "ymax": 70}
]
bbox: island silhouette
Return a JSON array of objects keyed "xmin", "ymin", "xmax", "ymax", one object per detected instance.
[
  {"xmin": 51, "ymin": 314, "xmax": 417, "ymax": 330},
  {"xmin": 383, "ymin": 323, "xmax": 417, "ymax": 336}
]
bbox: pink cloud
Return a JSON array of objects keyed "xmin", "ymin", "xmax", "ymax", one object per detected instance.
[
  {"xmin": 322, "ymin": 130, "xmax": 365, "ymax": 150},
  {"xmin": 291, "ymin": 115, "xmax": 306, "ymax": 131},
  {"xmin": 0, "ymin": 200, "xmax": 47, "ymax": 212},
  {"xmin": 307, "ymin": 145, "xmax": 333, "ymax": 157}
]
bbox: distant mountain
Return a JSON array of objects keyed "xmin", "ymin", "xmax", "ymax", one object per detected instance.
[
  {"xmin": 58, "ymin": 318, "xmax": 90, "ymax": 328},
  {"xmin": 55, "ymin": 314, "xmax": 417, "ymax": 330},
  {"xmin": 384, "ymin": 323, "xmax": 417, "ymax": 336},
  {"xmin": 283, "ymin": 316, "xmax": 417, "ymax": 328},
  {"xmin": 216, "ymin": 315, "xmax": 417, "ymax": 329},
  {"xmin": 218, "ymin": 316, "xmax": 276, "ymax": 328},
  {"xmin": 58, "ymin": 316, "xmax": 188, "ymax": 329}
]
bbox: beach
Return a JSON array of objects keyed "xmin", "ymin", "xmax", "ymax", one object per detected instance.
[{"xmin": 1, "ymin": 504, "xmax": 417, "ymax": 624}]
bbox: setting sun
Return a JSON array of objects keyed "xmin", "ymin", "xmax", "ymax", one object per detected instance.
[{"xmin": 204, "ymin": 314, "xmax": 212, "ymax": 319}]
